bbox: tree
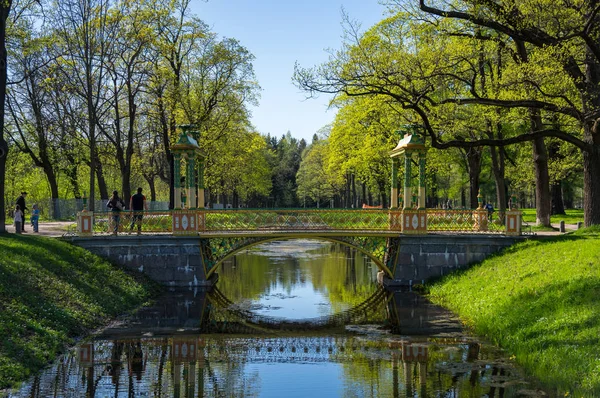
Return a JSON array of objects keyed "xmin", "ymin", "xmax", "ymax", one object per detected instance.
[
  {"xmin": 295, "ymin": 4, "xmax": 600, "ymax": 226},
  {"xmin": 51, "ymin": 0, "xmax": 115, "ymax": 210},
  {"xmin": 0, "ymin": 0, "xmax": 12, "ymax": 232},
  {"xmin": 297, "ymin": 139, "xmax": 336, "ymax": 208}
]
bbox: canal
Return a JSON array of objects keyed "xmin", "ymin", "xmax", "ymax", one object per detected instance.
[{"xmin": 7, "ymin": 239, "xmax": 548, "ymax": 397}]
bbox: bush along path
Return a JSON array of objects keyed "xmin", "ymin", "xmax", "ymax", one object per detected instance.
[
  {"xmin": 428, "ymin": 227, "xmax": 600, "ymax": 396},
  {"xmin": 0, "ymin": 234, "xmax": 160, "ymax": 390}
]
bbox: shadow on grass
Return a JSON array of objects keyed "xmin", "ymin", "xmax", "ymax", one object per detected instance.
[{"xmin": 0, "ymin": 234, "xmax": 160, "ymax": 389}]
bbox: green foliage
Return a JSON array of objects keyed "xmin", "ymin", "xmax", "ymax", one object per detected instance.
[
  {"xmin": 0, "ymin": 235, "xmax": 159, "ymax": 389},
  {"xmin": 429, "ymin": 232, "xmax": 600, "ymax": 395}
]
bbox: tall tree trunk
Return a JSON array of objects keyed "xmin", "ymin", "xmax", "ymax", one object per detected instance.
[
  {"xmin": 550, "ymin": 182, "xmax": 566, "ymax": 215},
  {"xmin": 351, "ymin": 173, "xmax": 357, "ymax": 208},
  {"xmin": 361, "ymin": 181, "xmax": 367, "ymax": 206},
  {"xmin": 583, "ymin": 125, "xmax": 600, "ymax": 227},
  {"xmin": 466, "ymin": 148, "xmax": 482, "ymax": 209},
  {"xmin": 95, "ymin": 155, "xmax": 109, "ymax": 203},
  {"xmin": 144, "ymin": 174, "xmax": 157, "ymax": 202},
  {"xmin": 0, "ymin": 3, "xmax": 12, "ymax": 233},
  {"xmin": 530, "ymin": 110, "xmax": 551, "ymax": 226}
]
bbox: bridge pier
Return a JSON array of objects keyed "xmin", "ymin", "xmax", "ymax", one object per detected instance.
[
  {"xmin": 384, "ymin": 235, "xmax": 521, "ymax": 287},
  {"xmin": 72, "ymin": 236, "xmax": 218, "ymax": 287}
]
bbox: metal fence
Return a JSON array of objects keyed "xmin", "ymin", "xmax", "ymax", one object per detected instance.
[{"xmin": 26, "ymin": 199, "xmax": 169, "ymax": 220}]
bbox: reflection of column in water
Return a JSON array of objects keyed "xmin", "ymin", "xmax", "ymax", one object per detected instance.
[
  {"xmin": 173, "ymin": 361, "xmax": 181, "ymax": 397},
  {"xmin": 419, "ymin": 362, "xmax": 427, "ymax": 397},
  {"xmin": 403, "ymin": 361, "xmax": 413, "ymax": 396},
  {"xmin": 467, "ymin": 343, "xmax": 480, "ymax": 386},
  {"xmin": 86, "ymin": 367, "xmax": 94, "ymax": 397},
  {"xmin": 184, "ymin": 362, "xmax": 197, "ymax": 398},
  {"xmin": 392, "ymin": 351, "xmax": 400, "ymax": 398},
  {"xmin": 197, "ymin": 347, "xmax": 205, "ymax": 397}
]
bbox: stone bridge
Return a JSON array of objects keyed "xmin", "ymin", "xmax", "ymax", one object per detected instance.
[{"xmin": 70, "ymin": 229, "xmax": 520, "ymax": 287}]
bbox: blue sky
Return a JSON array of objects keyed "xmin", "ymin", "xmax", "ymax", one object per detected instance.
[{"xmin": 191, "ymin": 0, "xmax": 387, "ymax": 142}]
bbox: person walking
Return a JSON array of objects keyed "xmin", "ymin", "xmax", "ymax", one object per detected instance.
[
  {"xmin": 15, "ymin": 192, "xmax": 27, "ymax": 232},
  {"xmin": 30, "ymin": 204, "xmax": 40, "ymax": 232},
  {"xmin": 129, "ymin": 187, "xmax": 148, "ymax": 235},
  {"xmin": 13, "ymin": 205, "xmax": 23, "ymax": 234},
  {"xmin": 107, "ymin": 190, "xmax": 125, "ymax": 235}
]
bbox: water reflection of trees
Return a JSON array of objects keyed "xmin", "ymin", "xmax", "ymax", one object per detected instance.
[
  {"xmin": 216, "ymin": 239, "xmax": 380, "ymax": 314},
  {"xmin": 15, "ymin": 336, "xmax": 523, "ymax": 397}
]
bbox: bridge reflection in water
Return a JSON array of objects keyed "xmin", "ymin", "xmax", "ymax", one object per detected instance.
[{"xmin": 10, "ymin": 288, "xmax": 541, "ymax": 398}]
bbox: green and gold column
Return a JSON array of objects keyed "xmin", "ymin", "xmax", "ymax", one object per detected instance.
[
  {"xmin": 187, "ymin": 152, "xmax": 197, "ymax": 209},
  {"xmin": 197, "ymin": 160, "xmax": 205, "ymax": 209},
  {"xmin": 391, "ymin": 157, "xmax": 398, "ymax": 209},
  {"xmin": 418, "ymin": 152, "xmax": 426, "ymax": 209},
  {"xmin": 403, "ymin": 152, "xmax": 412, "ymax": 210},
  {"xmin": 174, "ymin": 153, "xmax": 182, "ymax": 209}
]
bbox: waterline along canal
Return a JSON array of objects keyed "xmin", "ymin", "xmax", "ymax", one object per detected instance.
[{"xmin": 6, "ymin": 239, "xmax": 549, "ymax": 397}]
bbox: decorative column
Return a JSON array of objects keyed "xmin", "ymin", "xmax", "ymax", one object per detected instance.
[
  {"xmin": 391, "ymin": 157, "xmax": 398, "ymax": 209},
  {"xmin": 197, "ymin": 159, "xmax": 205, "ymax": 209},
  {"xmin": 506, "ymin": 194, "xmax": 521, "ymax": 236},
  {"xmin": 171, "ymin": 125, "xmax": 204, "ymax": 235},
  {"xmin": 389, "ymin": 126, "xmax": 428, "ymax": 234},
  {"xmin": 403, "ymin": 152, "xmax": 412, "ymax": 210},
  {"xmin": 418, "ymin": 152, "xmax": 426, "ymax": 209},
  {"xmin": 187, "ymin": 152, "xmax": 197, "ymax": 209},
  {"xmin": 474, "ymin": 189, "xmax": 488, "ymax": 232},
  {"xmin": 174, "ymin": 153, "xmax": 182, "ymax": 209}
]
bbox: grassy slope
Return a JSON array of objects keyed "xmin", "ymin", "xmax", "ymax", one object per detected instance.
[
  {"xmin": 0, "ymin": 234, "xmax": 160, "ymax": 389},
  {"xmin": 428, "ymin": 227, "xmax": 600, "ymax": 395}
]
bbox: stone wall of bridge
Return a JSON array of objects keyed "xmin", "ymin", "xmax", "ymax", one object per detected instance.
[
  {"xmin": 71, "ymin": 236, "xmax": 215, "ymax": 287},
  {"xmin": 387, "ymin": 235, "xmax": 522, "ymax": 286},
  {"xmin": 70, "ymin": 234, "xmax": 522, "ymax": 288}
]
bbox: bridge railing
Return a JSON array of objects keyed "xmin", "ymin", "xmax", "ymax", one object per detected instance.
[
  {"xmin": 74, "ymin": 208, "xmax": 521, "ymax": 236},
  {"xmin": 203, "ymin": 209, "xmax": 390, "ymax": 232}
]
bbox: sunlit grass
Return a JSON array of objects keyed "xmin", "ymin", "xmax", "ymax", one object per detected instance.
[
  {"xmin": 428, "ymin": 229, "xmax": 600, "ymax": 395},
  {"xmin": 0, "ymin": 234, "xmax": 160, "ymax": 389},
  {"xmin": 521, "ymin": 208, "xmax": 584, "ymax": 224}
]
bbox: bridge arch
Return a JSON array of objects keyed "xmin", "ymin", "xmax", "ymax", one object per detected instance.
[{"xmin": 204, "ymin": 235, "xmax": 394, "ymax": 278}]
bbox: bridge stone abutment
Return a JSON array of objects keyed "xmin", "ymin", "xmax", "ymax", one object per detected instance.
[
  {"xmin": 71, "ymin": 236, "xmax": 216, "ymax": 287},
  {"xmin": 386, "ymin": 235, "xmax": 522, "ymax": 286}
]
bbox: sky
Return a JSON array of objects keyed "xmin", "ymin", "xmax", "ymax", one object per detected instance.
[{"xmin": 191, "ymin": 0, "xmax": 388, "ymax": 142}]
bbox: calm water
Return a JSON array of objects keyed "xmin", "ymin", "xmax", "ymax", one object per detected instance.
[{"xmin": 6, "ymin": 239, "xmax": 549, "ymax": 397}]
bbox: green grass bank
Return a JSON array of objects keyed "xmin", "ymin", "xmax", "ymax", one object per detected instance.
[
  {"xmin": 0, "ymin": 234, "xmax": 160, "ymax": 390},
  {"xmin": 428, "ymin": 227, "xmax": 600, "ymax": 396}
]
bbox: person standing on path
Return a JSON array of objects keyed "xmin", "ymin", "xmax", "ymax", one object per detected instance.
[
  {"xmin": 107, "ymin": 191, "xmax": 125, "ymax": 235},
  {"xmin": 15, "ymin": 192, "xmax": 27, "ymax": 232},
  {"xmin": 13, "ymin": 205, "xmax": 23, "ymax": 234},
  {"xmin": 30, "ymin": 204, "xmax": 40, "ymax": 232},
  {"xmin": 129, "ymin": 187, "xmax": 148, "ymax": 235}
]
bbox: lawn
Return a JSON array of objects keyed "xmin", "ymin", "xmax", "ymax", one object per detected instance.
[
  {"xmin": 521, "ymin": 208, "xmax": 584, "ymax": 225},
  {"xmin": 427, "ymin": 226, "xmax": 600, "ymax": 395},
  {"xmin": 0, "ymin": 234, "xmax": 160, "ymax": 389}
]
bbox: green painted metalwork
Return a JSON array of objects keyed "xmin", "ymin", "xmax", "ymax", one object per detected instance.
[
  {"xmin": 418, "ymin": 153, "xmax": 426, "ymax": 188},
  {"xmin": 404, "ymin": 153, "xmax": 412, "ymax": 189},
  {"xmin": 204, "ymin": 209, "xmax": 390, "ymax": 231},
  {"xmin": 173, "ymin": 153, "xmax": 181, "ymax": 189},
  {"xmin": 426, "ymin": 209, "xmax": 505, "ymax": 233}
]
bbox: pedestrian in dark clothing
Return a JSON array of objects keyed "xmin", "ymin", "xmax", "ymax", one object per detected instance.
[
  {"xmin": 15, "ymin": 192, "xmax": 27, "ymax": 232},
  {"xmin": 129, "ymin": 187, "xmax": 148, "ymax": 235},
  {"xmin": 107, "ymin": 190, "xmax": 125, "ymax": 235}
]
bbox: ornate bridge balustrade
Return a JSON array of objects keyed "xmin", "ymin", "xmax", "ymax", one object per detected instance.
[{"xmin": 75, "ymin": 208, "xmax": 521, "ymax": 237}]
